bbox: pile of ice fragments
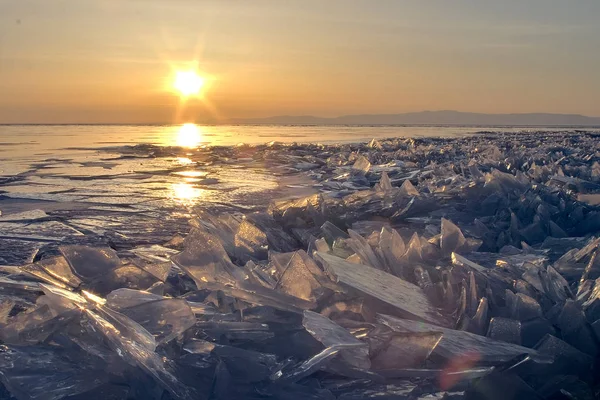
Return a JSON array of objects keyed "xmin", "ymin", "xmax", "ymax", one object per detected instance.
[{"xmin": 1, "ymin": 132, "xmax": 600, "ymax": 399}]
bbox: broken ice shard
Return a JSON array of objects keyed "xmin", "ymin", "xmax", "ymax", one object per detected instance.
[
  {"xmin": 234, "ymin": 220, "xmax": 269, "ymax": 263},
  {"xmin": 440, "ymin": 218, "xmax": 467, "ymax": 256},
  {"xmin": 59, "ymin": 245, "xmax": 121, "ymax": 281},
  {"xmin": 377, "ymin": 314, "xmax": 547, "ymax": 364},
  {"xmin": 276, "ymin": 250, "xmax": 329, "ymax": 302},
  {"xmin": 184, "ymin": 339, "xmax": 280, "ymax": 383},
  {"xmin": 316, "ymin": 251, "xmax": 446, "ymax": 325},
  {"xmin": 120, "ymin": 298, "xmax": 195, "ymax": 345},
  {"xmin": 0, "ymin": 345, "xmax": 110, "ymax": 400},
  {"xmin": 171, "ymin": 228, "xmax": 248, "ymax": 287},
  {"xmin": 487, "ymin": 317, "xmax": 522, "ymax": 345},
  {"xmin": 83, "ymin": 308, "xmax": 194, "ymax": 400},
  {"xmin": 105, "ymin": 288, "xmax": 165, "ymax": 309},
  {"xmin": 370, "ymin": 331, "xmax": 442, "ymax": 370},
  {"xmin": 352, "ymin": 155, "xmax": 371, "ymax": 174},
  {"xmin": 374, "ymin": 171, "xmax": 393, "ymax": 192},
  {"xmin": 303, "ymin": 310, "xmax": 370, "ymax": 369},
  {"xmin": 346, "ymin": 229, "xmax": 387, "ymax": 271}
]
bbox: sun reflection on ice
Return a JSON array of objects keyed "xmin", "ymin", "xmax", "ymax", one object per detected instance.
[
  {"xmin": 177, "ymin": 157, "xmax": 193, "ymax": 165},
  {"xmin": 177, "ymin": 123, "xmax": 202, "ymax": 148},
  {"xmin": 171, "ymin": 182, "xmax": 204, "ymax": 204}
]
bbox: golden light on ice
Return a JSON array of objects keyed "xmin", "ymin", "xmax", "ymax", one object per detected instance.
[
  {"xmin": 174, "ymin": 70, "xmax": 205, "ymax": 96},
  {"xmin": 177, "ymin": 123, "xmax": 202, "ymax": 148},
  {"xmin": 171, "ymin": 182, "xmax": 203, "ymax": 202}
]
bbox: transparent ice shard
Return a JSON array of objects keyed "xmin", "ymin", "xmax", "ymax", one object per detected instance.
[
  {"xmin": 0, "ymin": 345, "xmax": 109, "ymax": 400},
  {"xmin": 321, "ymin": 221, "xmax": 349, "ymax": 246},
  {"xmin": 521, "ymin": 317, "xmax": 556, "ymax": 348},
  {"xmin": 0, "ymin": 305, "xmax": 55, "ymax": 344},
  {"xmin": 197, "ymin": 281, "xmax": 317, "ymax": 313},
  {"xmin": 105, "ymin": 288, "xmax": 164, "ymax": 309},
  {"xmin": 378, "ymin": 227, "xmax": 405, "ymax": 277},
  {"xmin": 440, "ymin": 218, "xmax": 466, "ymax": 256},
  {"xmin": 172, "ymin": 228, "xmax": 248, "ymax": 288},
  {"xmin": 377, "ymin": 314, "xmax": 547, "ymax": 364},
  {"xmin": 184, "ymin": 339, "xmax": 280, "ymax": 383},
  {"xmin": 190, "ymin": 210, "xmax": 241, "ymax": 256},
  {"xmin": 398, "ymin": 179, "xmax": 419, "ymax": 197},
  {"xmin": 59, "ymin": 245, "xmax": 121, "ymax": 281},
  {"xmin": 276, "ymin": 251, "xmax": 328, "ymax": 302},
  {"xmin": 246, "ymin": 212, "xmax": 300, "ymax": 253},
  {"xmin": 129, "ymin": 244, "xmax": 179, "ymax": 263},
  {"xmin": 468, "ymin": 297, "xmax": 489, "ymax": 335},
  {"xmin": 371, "ymin": 331, "xmax": 442, "ymax": 370},
  {"xmin": 451, "ymin": 252, "xmax": 487, "ymax": 273},
  {"xmin": 303, "ymin": 310, "xmax": 370, "ymax": 369},
  {"xmin": 39, "ymin": 283, "xmax": 87, "ymax": 314},
  {"xmin": 83, "ymin": 308, "xmax": 194, "ymax": 400},
  {"xmin": 275, "ymin": 346, "xmax": 343, "ymax": 384},
  {"xmin": 347, "ymin": 229, "xmax": 387, "ymax": 271},
  {"xmin": 136, "ymin": 261, "xmax": 172, "ymax": 282},
  {"xmin": 234, "ymin": 220, "xmax": 269, "ymax": 263},
  {"xmin": 352, "ymin": 155, "xmax": 371, "ymax": 174},
  {"xmin": 534, "ymin": 334, "xmax": 593, "ymax": 374},
  {"xmin": 87, "ymin": 264, "xmax": 160, "ymax": 295},
  {"xmin": 556, "ymin": 300, "xmax": 598, "ymax": 356},
  {"xmin": 486, "ymin": 317, "xmax": 522, "ymax": 345},
  {"xmin": 316, "ymin": 252, "xmax": 445, "ymax": 325},
  {"xmin": 34, "ymin": 256, "xmax": 82, "ymax": 288},
  {"xmin": 313, "ymin": 237, "xmax": 331, "ymax": 254},
  {"xmin": 121, "ymin": 299, "xmax": 195, "ymax": 345},
  {"xmin": 20, "ymin": 262, "xmax": 70, "ymax": 289},
  {"xmin": 321, "ymin": 297, "xmax": 374, "ymax": 321},
  {"xmin": 374, "ymin": 171, "xmax": 393, "ymax": 193},
  {"xmin": 513, "ymin": 293, "xmax": 542, "ymax": 321},
  {"xmin": 269, "ymin": 251, "xmax": 295, "ymax": 278}
]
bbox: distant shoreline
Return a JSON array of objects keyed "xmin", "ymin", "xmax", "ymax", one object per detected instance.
[{"xmin": 1, "ymin": 123, "xmax": 600, "ymax": 128}]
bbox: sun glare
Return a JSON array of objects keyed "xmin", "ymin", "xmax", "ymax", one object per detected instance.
[
  {"xmin": 171, "ymin": 182, "xmax": 203, "ymax": 202},
  {"xmin": 177, "ymin": 123, "xmax": 202, "ymax": 148},
  {"xmin": 174, "ymin": 70, "xmax": 205, "ymax": 96}
]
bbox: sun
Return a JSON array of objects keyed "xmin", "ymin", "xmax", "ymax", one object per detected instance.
[{"xmin": 174, "ymin": 70, "xmax": 205, "ymax": 96}]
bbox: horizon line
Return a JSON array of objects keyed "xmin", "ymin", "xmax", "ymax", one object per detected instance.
[{"xmin": 1, "ymin": 109, "xmax": 600, "ymax": 125}]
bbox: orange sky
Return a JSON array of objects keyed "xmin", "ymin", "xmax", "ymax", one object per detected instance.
[{"xmin": 1, "ymin": 0, "xmax": 599, "ymax": 123}]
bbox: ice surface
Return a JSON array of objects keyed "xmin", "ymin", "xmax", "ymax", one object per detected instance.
[
  {"xmin": 3, "ymin": 130, "xmax": 600, "ymax": 398},
  {"xmin": 0, "ymin": 209, "xmax": 48, "ymax": 222}
]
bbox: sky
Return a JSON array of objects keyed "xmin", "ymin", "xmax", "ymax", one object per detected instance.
[{"xmin": 1, "ymin": 0, "xmax": 600, "ymax": 124}]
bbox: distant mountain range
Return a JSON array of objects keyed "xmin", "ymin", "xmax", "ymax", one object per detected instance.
[{"xmin": 229, "ymin": 110, "xmax": 600, "ymax": 126}]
